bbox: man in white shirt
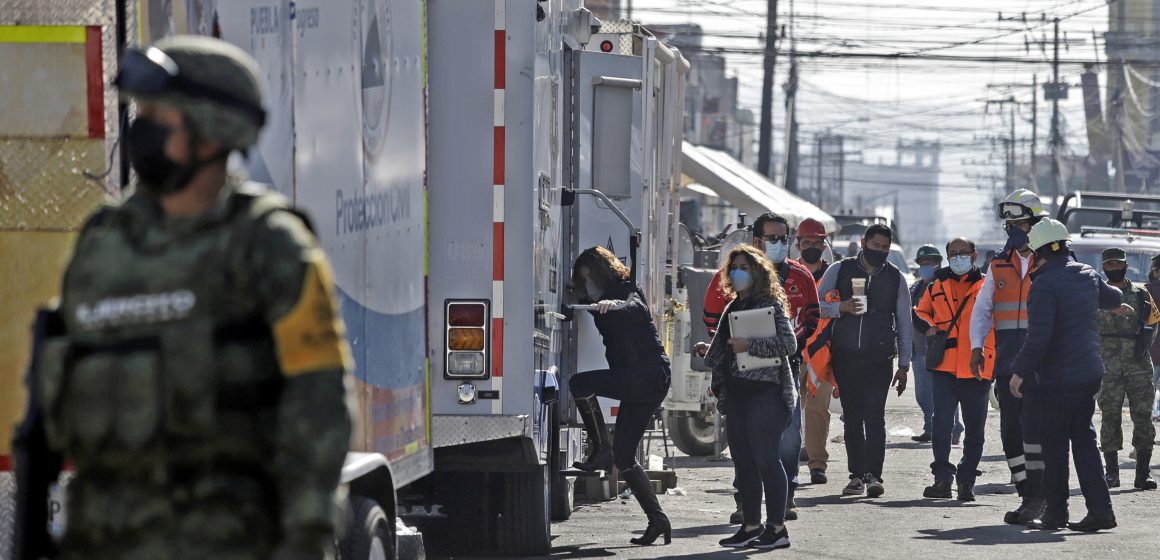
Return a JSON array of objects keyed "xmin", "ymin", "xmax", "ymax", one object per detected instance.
[{"xmin": 968, "ymin": 189, "xmax": 1047, "ymax": 526}]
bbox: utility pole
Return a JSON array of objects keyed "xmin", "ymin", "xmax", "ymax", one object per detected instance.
[
  {"xmin": 1050, "ymin": 17, "xmax": 1063, "ymax": 198},
  {"xmin": 837, "ymin": 135, "xmax": 845, "ymax": 210},
  {"xmin": 757, "ymin": 0, "xmax": 779, "ymax": 178},
  {"xmin": 782, "ymin": 2, "xmax": 799, "ymax": 193},
  {"xmin": 986, "ymin": 96, "xmax": 1019, "ymax": 190},
  {"xmin": 815, "ymin": 134, "xmax": 823, "ymax": 204},
  {"xmin": 1031, "ymin": 74, "xmax": 1038, "ymax": 180}
]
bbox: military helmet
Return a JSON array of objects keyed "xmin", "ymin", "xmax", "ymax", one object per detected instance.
[
  {"xmin": 915, "ymin": 244, "xmax": 943, "ymax": 263},
  {"xmin": 1102, "ymin": 247, "xmax": 1128, "ymax": 263},
  {"xmin": 998, "ymin": 189, "xmax": 1049, "ymax": 221},
  {"xmin": 115, "ymin": 35, "xmax": 267, "ymax": 150},
  {"xmin": 1027, "ymin": 218, "xmax": 1070, "ymax": 252}
]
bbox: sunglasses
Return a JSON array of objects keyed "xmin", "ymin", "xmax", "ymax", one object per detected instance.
[
  {"xmin": 761, "ymin": 234, "xmax": 789, "ymax": 244},
  {"xmin": 115, "ymin": 47, "xmax": 266, "ymax": 126}
]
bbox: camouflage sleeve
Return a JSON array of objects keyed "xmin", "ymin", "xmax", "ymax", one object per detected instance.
[{"xmin": 251, "ymin": 210, "xmax": 355, "ymax": 553}]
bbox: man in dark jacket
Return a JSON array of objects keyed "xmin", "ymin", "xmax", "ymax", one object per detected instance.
[
  {"xmin": 816, "ymin": 224, "xmax": 912, "ymax": 498},
  {"xmin": 1009, "ymin": 219, "xmax": 1125, "ymax": 532}
]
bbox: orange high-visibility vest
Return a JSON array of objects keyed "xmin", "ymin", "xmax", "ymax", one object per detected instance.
[
  {"xmin": 804, "ymin": 290, "xmax": 841, "ymax": 395},
  {"xmin": 989, "ymin": 251, "xmax": 1035, "ymax": 332},
  {"xmin": 914, "ymin": 271, "xmax": 996, "ymax": 380}
]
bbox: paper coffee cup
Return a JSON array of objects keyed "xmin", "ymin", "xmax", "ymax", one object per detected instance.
[{"xmin": 851, "ymin": 278, "xmax": 867, "ymax": 296}]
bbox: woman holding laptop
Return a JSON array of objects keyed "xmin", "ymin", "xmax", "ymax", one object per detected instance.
[{"xmin": 698, "ymin": 244, "xmax": 799, "ymax": 550}]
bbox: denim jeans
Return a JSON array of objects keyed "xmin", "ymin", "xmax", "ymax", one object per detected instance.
[
  {"xmin": 726, "ymin": 383, "xmax": 793, "ymax": 525},
  {"xmin": 929, "ymin": 373, "xmax": 992, "ymax": 485},
  {"xmin": 780, "ymin": 397, "xmax": 803, "ymax": 490},
  {"xmin": 912, "ymin": 353, "xmax": 963, "ymax": 438}
]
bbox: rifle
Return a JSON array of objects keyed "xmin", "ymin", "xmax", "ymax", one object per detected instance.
[
  {"xmin": 12, "ymin": 308, "xmax": 65, "ymax": 560},
  {"xmin": 1134, "ymin": 290, "xmax": 1157, "ymax": 361}
]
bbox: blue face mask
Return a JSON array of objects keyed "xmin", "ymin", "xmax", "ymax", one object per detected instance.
[
  {"xmin": 949, "ymin": 255, "xmax": 973, "ymax": 275},
  {"xmin": 765, "ymin": 241, "xmax": 789, "ymax": 264},
  {"xmin": 918, "ymin": 264, "xmax": 937, "ymax": 282},
  {"xmin": 1006, "ymin": 224, "xmax": 1029, "ymax": 250},
  {"xmin": 729, "ymin": 269, "xmax": 753, "ymax": 291}
]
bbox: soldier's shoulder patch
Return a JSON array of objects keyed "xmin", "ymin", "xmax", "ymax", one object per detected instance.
[{"xmin": 273, "ymin": 253, "xmax": 352, "ymax": 376}]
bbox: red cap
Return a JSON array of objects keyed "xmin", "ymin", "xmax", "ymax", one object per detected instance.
[{"xmin": 796, "ymin": 218, "xmax": 827, "ymax": 239}]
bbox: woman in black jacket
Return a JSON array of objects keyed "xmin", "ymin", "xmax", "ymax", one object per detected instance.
[
  {"xmin": 701, "ymin": 245, "xmax": 798, "ymax": 550},
  {"xmin": 569, "ymin": 246, "xmax": 672, "ymax": 546}
]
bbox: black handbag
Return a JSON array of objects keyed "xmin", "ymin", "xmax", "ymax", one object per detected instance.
[{"xmin": 925, "ymin": 292, "xmax": 973, "ymax": 370}]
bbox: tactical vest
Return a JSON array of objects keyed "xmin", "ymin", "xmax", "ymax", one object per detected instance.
[
  {"xmin": 990, "ymin": 250, "xmax": 1034, "ymax": 332},
  {"xmin": 831, "ymin": 257, "xmax": 901, "ymax": 358},
  {"xmin": 39, "ymin": 185, "xmax": 300, "ymax": 471},
  {"xmin": 1099, "ymin": 284, "xmax": 1149, "ymax": 341}
]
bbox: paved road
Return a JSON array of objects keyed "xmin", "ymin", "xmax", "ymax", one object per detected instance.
[{"xmin": 434, "ymin": 387, "xmax": 1159, "ymax": 559}]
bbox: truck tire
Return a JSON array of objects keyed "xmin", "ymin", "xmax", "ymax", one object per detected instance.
[
  {"xmin": 667, "ymin": 411, "xmax": 727, "ymax": 456},
  {"xmin": 494, "ymin": 465, "xmax": 552, "ymax": 555},
  {"xmin": 341, "ymin": 496, "xmax": 395, "ymax": 560}
]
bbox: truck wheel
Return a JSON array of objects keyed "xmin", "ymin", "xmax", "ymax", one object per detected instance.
[
  {"xmin": 667, "ymin": 411, "xmax": 727, "ymax": 456},
  {"xmin": 495, "ymin": 465, "xmax": 552, "ymax": 555},
  {"xmin": 341, "ymin": 496, "xmax": 395, "ymax": 560}
]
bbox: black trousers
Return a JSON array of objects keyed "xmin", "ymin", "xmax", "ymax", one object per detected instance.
[
  {"xmin": 1030, "ymin": 382, "xmax": 1113, "ymax": 518},
  {"xmin": 995, "ymin": 375, "xmax": 1044, "ymax": 498},
  {"xmin": 831, "ymin": 353, "xmax": 893, "ymax": 479},
  {"xmin": 570, "ymin": 363, "xmax": 671, "ymax": 470}
]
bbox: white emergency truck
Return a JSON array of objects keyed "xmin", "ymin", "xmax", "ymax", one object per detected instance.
[{"xmin": 0, "ymin": 1, "xmax": 689, "ymax": 557}]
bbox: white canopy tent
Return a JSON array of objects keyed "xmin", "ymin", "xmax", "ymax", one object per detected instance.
[{"xmin": 681, "ymin": 142, "xmax": 837, "ymax": 232}]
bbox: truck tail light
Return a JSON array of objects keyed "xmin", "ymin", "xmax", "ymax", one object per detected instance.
[{"xmin": 445, "ymin": 301, "xmax": 489, "ymax": 378}]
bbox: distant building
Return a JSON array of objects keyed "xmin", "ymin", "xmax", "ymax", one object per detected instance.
[
  {"xmin": 646, "ymin": 23, "xmax": 755, "ymax": 166},
  {"xmin": 807, "ymin": 139, "xmax": 944, "ymax": 248}
]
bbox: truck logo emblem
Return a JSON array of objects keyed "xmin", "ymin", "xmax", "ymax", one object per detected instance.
[{"xmin": 359, "ymin": 0, "xmax": 393, "ymax": 160}]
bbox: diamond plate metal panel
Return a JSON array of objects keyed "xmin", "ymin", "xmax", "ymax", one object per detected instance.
[
  {"xmin": 431, "ymin": 415, "xmax": 531, "ymax": 448},
  {"xmin": 0, "ymin": 139, "xmax": 108, "ymax": 231},
  {"xmin": 0, "ymin": 0, "xmax": 116, "ymax": 25},
  {"xmin": 1, "ymin": 472, "xmax": 13, "ymax": 560},
  {"xmin": 101, "ymin": 22, "xmax": 122, "ymax": 195},
  {"xmin": 599, "ymin": 19, "xmax": 635, "ymax": 35}
]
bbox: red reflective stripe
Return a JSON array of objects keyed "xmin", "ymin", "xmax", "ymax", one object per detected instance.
[
  {"xmin": 492, "ymin": 222, "xmax": 504, "ymax": 280},
  {"xmin": 85, "ymin": 26, "xmax": 104, "ymax": 138},
  {"xmin": 494, "ymin": 30, "xmax": 505, "ymax": 89},
  {"xmin": 492, "ymin": 318, "xmax": 504, "ymax": 377},
  {"xmin": 493, "ymin": 127, "xmax": 505, "ymax": 185}
]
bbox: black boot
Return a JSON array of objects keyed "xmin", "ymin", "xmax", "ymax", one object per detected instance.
[
  {"xmin": 1104, "ymin": 451, "xmax": 1120, "ymax": 488},
  {"xmin": 1135, "ymin": 448, "xmax": 1157, "ymax": 490},
  {"xmin": 1067, "ymin": 510, "xmax": 1117, "ymax": 532},
  {"xmin": 1003, "ymin": 481, "xmax": 1028, "ymax": 524},
  {"xmin": 572, "ymin": 395, "xmax": 613, "ymax": 472},
  {"xmin": 623, "ymin": 465, "xmax": 671, "ymax": 545}
]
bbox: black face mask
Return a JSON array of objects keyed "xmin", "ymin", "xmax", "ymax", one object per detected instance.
[
  {"xmin": 800, "ymin": 247, "xmax": 823, "ymax": 264},
  {"xmin": 126, "ymin": 117, "xmax": 225, "ymax": 196},
  {"xmin": 862, "ymin": 247, "xmax": 889, "ymax": 267},
  {"xmin": 1105, "ymin": 268, "xmax": 1128, "ymax": 283},
  {"xmin": 126, "ymin": 117, "xmax": 182, "ymax": 192}
]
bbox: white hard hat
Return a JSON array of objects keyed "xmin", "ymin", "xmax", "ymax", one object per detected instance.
[
  {"xmin": 1027, "ymin": 218, "xmax": 1070, "ymax": 252},
  {"xmin": 998, "ymin": 189, "xmax": 1049, "ymax": 220}
]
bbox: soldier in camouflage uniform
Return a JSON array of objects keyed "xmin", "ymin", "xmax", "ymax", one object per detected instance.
[
  {"xmin": 37, "ymin": 36, "xmax": 354, "ymax": 559},
  {"xmin": 1097, "ymin": 247, "xmax": 1158, "ymax": 490}
]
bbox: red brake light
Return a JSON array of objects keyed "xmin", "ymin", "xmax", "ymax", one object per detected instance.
[{"xmin": 448, "ymin": 303, "xmax": 486, "ymax": 326}]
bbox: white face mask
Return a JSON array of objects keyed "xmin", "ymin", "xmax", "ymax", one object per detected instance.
[
  {"xmin": 765, "ymin": 241, "xmax": 789, "ymax": 264},
  {"xmin": 949, "ymin": 255, "xmax": 973, "ymax": 275}
]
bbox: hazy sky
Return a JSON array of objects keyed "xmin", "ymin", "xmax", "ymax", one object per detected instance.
[{"xmin": 632, "ymin": 0, "xmax": 1112, "ymax": 245}]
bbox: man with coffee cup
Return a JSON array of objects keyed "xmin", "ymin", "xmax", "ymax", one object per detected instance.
[{"xmin": 815, "ymin": 223, "xmax": 913, "ymax": 498}]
